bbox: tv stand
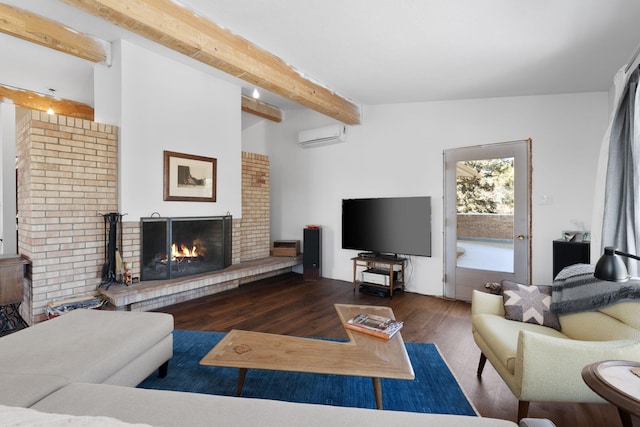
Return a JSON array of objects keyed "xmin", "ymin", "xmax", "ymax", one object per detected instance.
[{"xmin": 351, "ymin": 256, "xmax": 407, "ymax": 299}]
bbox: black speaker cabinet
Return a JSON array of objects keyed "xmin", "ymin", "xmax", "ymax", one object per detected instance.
[
  {"xmin": 552, "ymin": 239, "xmax": 590, "ymax": 279},
  {"xmin": 303, "ymin": 227, "xmax": 321, "ymax": 281}
]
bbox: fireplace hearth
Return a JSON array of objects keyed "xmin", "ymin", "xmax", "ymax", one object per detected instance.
[{"xmin": 140, "ymin": 216, "xmax": 232, "ymax": 281}]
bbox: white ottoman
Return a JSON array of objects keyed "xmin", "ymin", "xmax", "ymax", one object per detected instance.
[{"xmin": 0, "ymin": 309, "xmax": 173, "ymax": 407}]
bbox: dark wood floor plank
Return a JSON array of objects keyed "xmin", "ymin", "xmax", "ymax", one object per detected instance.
[{"xmin": 156, "ymin": 272, "xmax": 629, "ymax": 427}]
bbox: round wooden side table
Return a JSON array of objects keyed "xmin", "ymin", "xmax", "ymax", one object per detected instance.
[{"xmin": 582, "ymin": 360, "xmax": 640, "ymax": 427}]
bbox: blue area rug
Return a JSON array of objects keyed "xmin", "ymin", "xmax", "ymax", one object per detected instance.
[{"xmin": 138, "ymin": 330, "xmax": 476, "ymax": 415}]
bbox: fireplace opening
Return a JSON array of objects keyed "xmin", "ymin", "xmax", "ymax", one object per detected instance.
[{"xmin": 140, "ymin": 216, "xmax": 232, "ymax": 281}]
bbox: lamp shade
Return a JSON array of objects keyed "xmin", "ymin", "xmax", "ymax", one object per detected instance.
[{"xmin": 594, "ymin": 247, "xmax": 630, "ymax": 282}]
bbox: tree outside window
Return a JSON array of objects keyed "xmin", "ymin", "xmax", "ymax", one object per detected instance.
[{"xmin": 456, "ymin": 158, "xmax": 514, "ymax": 214}]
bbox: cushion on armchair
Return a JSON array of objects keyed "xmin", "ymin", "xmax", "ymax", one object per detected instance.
[{"xmin": 501, "ymin": 280, "xmax": 561, "ymax": 331}]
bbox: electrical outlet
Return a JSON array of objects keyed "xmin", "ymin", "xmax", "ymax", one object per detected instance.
[{"xmin": 540, "ymin": 194, "xmax": 553, "ymax": 205}]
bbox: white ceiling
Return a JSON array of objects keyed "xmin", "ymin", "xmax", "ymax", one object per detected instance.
[{"xmin": 2, "ymin": 0, "xmax": 640, "ymax": 116}]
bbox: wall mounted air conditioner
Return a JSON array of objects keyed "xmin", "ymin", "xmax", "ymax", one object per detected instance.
[{"xmin": 298, "ymin": 124, "xmax": 347, "ymax": 148}]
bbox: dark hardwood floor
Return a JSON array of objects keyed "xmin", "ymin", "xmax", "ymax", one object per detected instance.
[{"xmin": 156, "ymin": 272, "xmax": 626, "ymax": 427}]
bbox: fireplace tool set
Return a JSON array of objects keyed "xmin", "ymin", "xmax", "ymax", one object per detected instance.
[{"xmin": 100, "ymin": 212, "xmax": 130, "ymax": 290}]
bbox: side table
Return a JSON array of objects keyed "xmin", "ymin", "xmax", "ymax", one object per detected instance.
[
  {"xmin": 0, "ymin": 255, "xmax": 29, "ymax": 335},
  {"xmin": 582, "ymin": 360, "xmax": 640, "ymax": 427}
]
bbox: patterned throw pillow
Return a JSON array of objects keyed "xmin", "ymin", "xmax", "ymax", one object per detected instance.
[{"xmin": 501, "ymin": 280, "xmax": 561, "ymax": 331}]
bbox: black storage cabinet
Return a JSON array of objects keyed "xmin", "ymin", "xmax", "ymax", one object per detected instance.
[{"xmin": 552, "ymin": 239, "xmax": 590, "ymax": 279}]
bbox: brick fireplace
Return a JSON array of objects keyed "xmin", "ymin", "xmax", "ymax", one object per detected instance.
[{"xmin": 16, "ymin": 110, "xmax": 273, "ymax": 323}]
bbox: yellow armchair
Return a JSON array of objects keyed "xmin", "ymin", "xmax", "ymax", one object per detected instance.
[{"xmin": 471, "ymin": 289, "xmax": 640, "ymax": 420}]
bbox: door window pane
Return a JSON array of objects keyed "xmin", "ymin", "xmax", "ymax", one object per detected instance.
[{"xmin": 455, "ymin": 158, "xmax": 514, "ymax": 272}]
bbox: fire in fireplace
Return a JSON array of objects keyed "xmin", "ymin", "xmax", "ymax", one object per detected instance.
[{"xmin": 140, "ymin": 215, "xmax": 232, "ymax": 281}]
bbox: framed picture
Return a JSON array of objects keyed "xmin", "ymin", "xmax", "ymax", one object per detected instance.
[{"xmin": 163, "ymin": 150, "xmax": 216, "ymax": 202}]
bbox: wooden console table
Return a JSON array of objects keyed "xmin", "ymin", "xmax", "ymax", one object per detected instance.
[
  {"xmin": 352, "ymin": 256, "xmax": 407, "ymax": 299},
  {"xmin": 0, "ymin": 255, "xmax": 29, "ymax": 334}
]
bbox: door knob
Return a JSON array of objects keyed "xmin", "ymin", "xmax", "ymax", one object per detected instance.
[{"xmin": 517, "ymin": 234, "xmax": 526, "ymax": 240}]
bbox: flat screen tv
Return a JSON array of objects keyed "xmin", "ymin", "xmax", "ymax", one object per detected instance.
[{"xmin": 342, "ymin": 196, "xmax": 431, "ymax": 257}]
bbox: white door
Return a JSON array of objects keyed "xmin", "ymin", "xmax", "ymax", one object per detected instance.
[{"xmin": 443, "ymin": 139, "xmax": 531, "ymax": 301}]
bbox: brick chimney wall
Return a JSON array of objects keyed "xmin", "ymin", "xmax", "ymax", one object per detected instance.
[
  {"xmin": 240, "ymin": 152, "xmax": 270, "ymax": 261},
  {"xmin": 16, "ymin": 111, "xmax": 118, "ymax": 324},
  {"xmin": 16, "ymin": 111, "xmax": 271, "ymax": 323}
]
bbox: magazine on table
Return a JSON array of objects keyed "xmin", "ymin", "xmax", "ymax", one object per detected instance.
[{"xmin": 345, "ymin": 312, "xmax": 403, "ymax": 339}]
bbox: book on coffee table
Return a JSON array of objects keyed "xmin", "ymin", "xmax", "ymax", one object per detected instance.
[{"xmin": 345, "ymin": 312, "xmax": 403, "ymax": 339}]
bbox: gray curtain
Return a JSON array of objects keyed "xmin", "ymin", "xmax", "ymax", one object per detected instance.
[{"xmin": 602, "ymin": 66, "xmax": 640, "ymax": 276}]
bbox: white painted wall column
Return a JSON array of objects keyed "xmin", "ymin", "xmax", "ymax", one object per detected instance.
[{"xmin": 0, "ymin": 102, "xmax": 17, "ymax": 254}]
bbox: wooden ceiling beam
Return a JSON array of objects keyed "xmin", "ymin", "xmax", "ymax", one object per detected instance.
[
  {"xmin": 0, "ymin": 6, "xmax": 274, "ymax": 124},
  {"xmin": 0, "ymin": 85, "xmax": 94, "ymax": 120},
  {"xmin": 0, "ymin": 3, "xmax": 110, "ymax": 65},
  {"xmin": 62, "ymin": 0, "xmax": 361, "ymax": 125},
  {"xmin": 241, "ymin": 95, "xmax": 282, "ymax": 123}
]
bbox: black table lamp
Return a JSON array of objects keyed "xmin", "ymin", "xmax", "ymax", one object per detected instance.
[{"xmin": 594, "ymin": 246, "xmax": 640, "ymax": 282}]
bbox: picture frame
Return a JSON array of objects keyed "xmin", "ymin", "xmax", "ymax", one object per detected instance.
[{"xmin": 163, "ymin": 150, "xmax": 216, "ymax": 202}]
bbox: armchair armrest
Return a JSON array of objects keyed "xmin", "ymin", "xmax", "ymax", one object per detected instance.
[
  {"xmin": 516, "ymin": 330, "xmax": 640, "ymax": 402},
  {"xmin": 471, "ymin": 289, "xmax": 505, "ymax": 317}
]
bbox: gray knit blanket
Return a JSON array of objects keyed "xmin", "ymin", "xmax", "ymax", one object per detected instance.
[{"xmin": 551, "ymin": 263, "xmax": 640, "ymax": 315}]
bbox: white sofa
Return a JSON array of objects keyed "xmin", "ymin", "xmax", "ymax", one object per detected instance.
[{"xmin": 0, "ymin": 308, "xmax": 551, "ymax": 426}]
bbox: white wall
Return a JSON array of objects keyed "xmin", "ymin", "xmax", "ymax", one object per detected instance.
[
  {"xmin": 95, "ymin": 41, "xmax": 242, "ymax": 220},
  {"xmin": 243, "ymin": 92, "xmax": 609, "ymax": 295},
  {"xmin": 0, "ymin": 103, "xmax": 17, "ymax": 254}
]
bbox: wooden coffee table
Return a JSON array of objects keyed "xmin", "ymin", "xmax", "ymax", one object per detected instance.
[
  {"xmin": 582, "ymin": 360, "xmax": 640, "ymax": 427},
  {"xmin": 200, "ymin": 304, "xmax": 414, "ymax": 409}
]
